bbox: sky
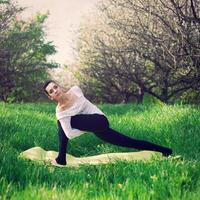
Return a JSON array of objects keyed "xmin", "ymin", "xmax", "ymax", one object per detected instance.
[{"xmin": 17, "ymin": 0, "xmax": 100, "ymax": 66}]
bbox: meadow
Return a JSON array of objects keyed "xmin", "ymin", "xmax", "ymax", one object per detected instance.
[{"xmin": 0, "ymin": 100, "xmax": 200, "ymax": 200}]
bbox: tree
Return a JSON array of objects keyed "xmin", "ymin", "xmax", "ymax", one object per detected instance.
[
  {"xmin": 99, "ymin": 0, "xmax": 200, "ymax": 103},
  {"xmin": 76, "ymin": 0, "xmax": 200, "ymax": 103},
  {"xmin": 76, "ymin": 9, "xmax": 142, "ymax": 103},
  {"xmin": 0, "ymin": 0, "xmax": 58, "ymax": 102}
]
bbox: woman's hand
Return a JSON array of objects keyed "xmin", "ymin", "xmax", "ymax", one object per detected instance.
[{"xmin": 50, "ymin": 158, "xmax": 66, "ymax": 167}]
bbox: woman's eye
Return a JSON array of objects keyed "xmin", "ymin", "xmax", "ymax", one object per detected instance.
[{"xmin": 54, "ymin": 85, "xmax": 58, "ymax": 89}]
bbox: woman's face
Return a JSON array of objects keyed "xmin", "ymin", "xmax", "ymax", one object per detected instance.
[{"xmin": 45, "ymin": 82, "xmax": 63, "ymax": 101}]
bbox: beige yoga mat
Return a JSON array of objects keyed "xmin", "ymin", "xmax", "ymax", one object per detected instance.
[{"xmin": 19, "ymin": 146, "xmax": 165, "ymax": 167}]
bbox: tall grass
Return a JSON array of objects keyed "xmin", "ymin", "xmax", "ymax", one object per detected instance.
[{"xmin": 0, "ymin": 101, "xmax": 200, "ymax": 199}]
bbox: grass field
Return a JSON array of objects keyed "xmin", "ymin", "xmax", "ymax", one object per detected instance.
[{"xmin": 0, "ymin": 101, "xmax": 200, "ymax": 200}]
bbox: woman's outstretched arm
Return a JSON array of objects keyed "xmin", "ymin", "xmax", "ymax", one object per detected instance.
[{"xmin": 55, "ymin": 120, "xmax": 69, "ymax": 165}]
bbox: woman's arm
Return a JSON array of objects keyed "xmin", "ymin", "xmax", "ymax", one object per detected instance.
[{"xmin": 55, "ymin": 120, "xmax": 69, "ymax": 165}]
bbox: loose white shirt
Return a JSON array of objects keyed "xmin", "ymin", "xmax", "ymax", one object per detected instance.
[{"xmin": 56, "ymin": 86, "xmax": 106, "ymax": 139}]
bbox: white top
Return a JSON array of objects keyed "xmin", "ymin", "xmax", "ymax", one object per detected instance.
[{"xmin": 56, "ymin": 86, "xmax": 106, "ymax": 139}]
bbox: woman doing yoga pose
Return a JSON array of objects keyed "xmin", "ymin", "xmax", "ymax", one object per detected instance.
[{"xmin": 43, "ymin": 80, "xmax": 172, "ymax": 166}]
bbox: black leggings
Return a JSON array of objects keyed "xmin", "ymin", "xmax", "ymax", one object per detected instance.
[{"xmin": 55, "ymin": 114, "xmax": 172, "ymax": 165}]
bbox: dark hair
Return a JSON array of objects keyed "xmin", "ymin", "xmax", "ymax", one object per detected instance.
[{"xmin": 43, "ymin": 80, "xmax": 57, "ymax": 96}]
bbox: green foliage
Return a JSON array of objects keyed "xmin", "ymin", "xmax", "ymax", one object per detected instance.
[
  {"xmin": 175, "ymin": 89, "xmax": 200, "ymax": 105},
  {"xmin": 0, "ymin": 102, "xmax": 200, "ymax": 199},
  {"xmin": 0, "ymin": 1, "xmax": 58, "ymax": 102},
  {"xmin": 142, "ymin": 93, "xmax": 165, "ymax": 106},
  {"xmin": 0, "ymin": 0, "xmax": 10, "ymax": 4}
]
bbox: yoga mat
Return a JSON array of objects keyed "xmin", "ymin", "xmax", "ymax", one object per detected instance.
[{"xmin": 19, "ymin": 146, "xmax": 165, "ymax": 167}]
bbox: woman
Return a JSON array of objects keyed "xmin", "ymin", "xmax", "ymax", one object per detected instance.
[{"xmin": 43, "ymin": 80, "xmax": 172, "ymax": 166}]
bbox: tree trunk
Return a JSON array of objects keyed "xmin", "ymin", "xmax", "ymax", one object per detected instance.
[{"xmin": 136, "ymin": 86, "xmax": 144, "ymax": 104}]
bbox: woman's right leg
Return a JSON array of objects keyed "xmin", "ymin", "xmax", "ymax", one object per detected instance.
[{"xmin": 71, "ymin": 114, "xmax": 172, "ymax": 156}]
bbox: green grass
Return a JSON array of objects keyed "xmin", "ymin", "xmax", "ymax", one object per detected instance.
[{"xmin": 0, "ymin": 101, "xmax": 200, "ymax": 200}]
